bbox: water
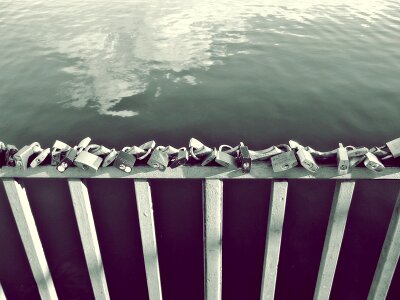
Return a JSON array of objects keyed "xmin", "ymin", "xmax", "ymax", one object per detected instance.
[{"xmin": 1, "ymin": 0, "xmax": 399, "ymax": 150}]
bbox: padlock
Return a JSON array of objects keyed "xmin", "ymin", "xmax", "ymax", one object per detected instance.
[
  {"xmin": 102, "ymin": 148, "xmax": 118, "ymax": 167},
  {"xmin": 5, "ymin": 145, "xmax": 19, "ymax": 167},
  {"xmin": 337, "ymin": 143, "xmax": 349, "ymax": 175},
  {"xmin": 347, "ymin": 147, "xmax": 369, "ymax": 158},
  {"xmin": 189, "ymin": 138, "xmax": 212, "ymax": 159},
  {"xmin": 249, "ymin": 146, "xmax": 283, "ymax": 161},
  {"xmin": 113, "ymin": 151, "xmax": 136, "ymax": 173},
  {"xmin": 271, "ymin": 150, "xmax": 298, "ymax": 172},
  {"xmin": 386, "ymin": 138, "xmax": 400, "ymax": 158},
  {"xmin": 349, "ymin": 155, "xmax": 366, "ymax": 167},
  {"xmin": 170, "ymin": 148, "xmax": 189, "ymax": 168},
  {"xmin": 364, "ymin": 152, "xmax": 385, "ymax": 172},
  {"xmin": 74, "ymin": 151, "xmax": 103, "ymax": 172},
  {"xmin": 85, "ymin": 144, "xmax": 111, "ymax": 156},
  {"xmin": 57, "ymin": 148, "xmax": 78, "ymax": 173},
  {"xmin": 76, "ymin": 137, "xmax": 91, "ymax": 154},
  {"xmin": 14, "ymin": 142, "xmax": 42, "ymax": 171},
  {"xmin": 238, "ymin": 145, "xmax": 251, "ymax": 173},
  {"xmin": 30, "ymin": 148, "xmax": 51, "ymax": 168},
  {"xmin": 297, "ymin": 148, "xmax": 319, "ymax": 172},
  {"xmin": 147, "ymin": 148, "xmax": 169, "ymax": 170},
  {"xmin": 201, "ymin": 148, "xmax": 218, "ymax": 166},
  {"xmin": 215, "ymin": 148, "xmax": 237, "ymax": 167},
  {"xmin": 51, "ymin": 140, "xmax": 71, "ymax": 166}
]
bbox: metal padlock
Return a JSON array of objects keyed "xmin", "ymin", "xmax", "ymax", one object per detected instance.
[
  {"xmin": 51, "ymin": 140, "xmax": 71, "ymax": 166},
  {"xmin": 76, "ymin": 137, "xmax": 91, "ymax": 154},
  {"xmin": 201, "ymin": 148, "xmax": 218, "ymax": 166},
  {"xmin": 347, "ymin": 147, "xmax": 369, "ymax": 158},
  {"xmin": 30, "ymin": 148, "xmax": 51, "ymax": 168},
  {"xmin": 85, "ymin": 144, "xmax": 111, "ymax": 156},
  {"xmin": 57, "ymin": 148, "xmax": 78, "ymax": 173},
  {"xmin": 113, "ymin": 151, "xmax": 136, "ymax": 173},
  {"xmin": 215, "ymin": 148, "xmax": 237, "ymax": 167},
  {"xmin": 337, "ymin": 143, "xmax": 349, "ymax": 175},
  {"xmin": 364, "ymin": 152, "xmax": 385, "ymax": 172},
  {"xmin": 189, "ymin": 138, "xmax": 212, "ymax": 159},
  {"xmin": 14, "ymin": 142, "xmax": 42, "ymax": 170},
  {"xmin": 102, "ymin": 148, "xmax": 118, "ymax": 167},
  {"xmin": 147, "ymin": 149, "xmax": 169, "ymax": 170},
  {"xmin": 238, "ymin": 145, "xmax": 251, "ymax": 173},
  {"xmin": 249, "ymin": 146, "xmax": 283, "ymax": 161},
  {"xmin": 5, "ymin": 145, "xmax": 19, "ymax": 167},
  {"xmin": 271, "ymin": 150, "xmax": 298, "ymax": 172},
  {"xmin": 170, "ymin": 148, "xmax": 189, "ymax": 168},
  {"xmin": 386, "ymin": 138, "xmax": 400, "ymax": 158},
  {"xmin": 297, "ymin": 148, "xmax": 319, "ymax": 172},
  {"xmin": 349, "ymin": 155, "xmax": 366, "ymax": 167},
  {"xmin": 74, "ymin": 151, "xmax": 103, "ymax": 172}
]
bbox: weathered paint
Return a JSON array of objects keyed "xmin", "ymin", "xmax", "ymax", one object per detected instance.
[
  {"xmin": 203, "ymin": 179, "xmax": 223, "ymax": 300},
  {"xmin": 133, "ymin": 180, "xmax": 163, "ymax": 300},
  {"xmin": 314, "ymin": 180, "xmax": 356, "ymax": 300},
  {"xmin": 368, "ymin": 188, "xmax": 400, "ymax": 300},
  {"xmin": 68, "ymin": 179, "xmax": 110, "ymax": 300},
  {"xmin": 260, "ymin": 180, "xmax": 288, "ymax": 300},
  {"xmin": 1, "ymin": 165, "xmax": 400, "ymax": 180},
  {"xmin": 2, "ymin": 179, "xmax": 57, "ymax": 300}
]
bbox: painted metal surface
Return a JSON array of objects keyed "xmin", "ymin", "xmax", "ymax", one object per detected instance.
[
  {"xmin": 2, "ymin": 179, "xmax": 57, "ymax": 300},
  {"xmin": 203, "ymin": 179, "xmax": 223, "ymax": 300},
  {"xmin": 314, "ymin": 180, "xmax": 355, "ymax": 300},
  {"xmin": 134, "ymin": 180, "xmax": 163, "ymax": 300},
  {"xmin": 68, "ymin": 179, "xmax": 110, "ymax": 300},
  {"xmin": 260, "ymin": 180, "xmax": 288, "ymax": 300}
]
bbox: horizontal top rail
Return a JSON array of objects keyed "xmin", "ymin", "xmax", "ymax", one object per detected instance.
[{"xmin": 0, "ymin": 164, "xmax": 400, "ymax": 179}]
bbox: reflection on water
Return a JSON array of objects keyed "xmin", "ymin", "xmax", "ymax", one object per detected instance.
[{"xmin": 0, "ymin": 0, "xmax": 399, "ymax": 147}]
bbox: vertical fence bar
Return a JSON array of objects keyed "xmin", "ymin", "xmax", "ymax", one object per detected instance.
[
  {"xmin": 0, "ymin": 282, "xmax": 6, "ymax": 300},
  {"xmin": 2, "ymin": 179, "xmax": 57, "ymax": 300},
  {"xmin": 68, "ymin": 179, "xmax": 110, "ymax": 300},
  {"xmin": 313, "ymin": 180, "xmax": 355, "ymax": 300},
  {"xmin": 133, "ymin": 180, "xmax": 163, "ymax": 300},
  {"xmin": 203, "ymin": 179, "xmax": 223, "ymax": 300},
  {"xmin": 368, "ymin": 188, "xmax": 400, "ymax": 300},
  {"xmin": 260, "ymin": 180, "xmax": 288, "ymax": 300}
]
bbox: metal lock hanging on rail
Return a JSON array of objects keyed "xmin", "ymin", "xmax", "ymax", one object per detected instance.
[
  {"xmin": 337, "ymin": 143, "xmax": 349, "ymax": 175},
  {"xmin": 238, "ymin": 145, "xmax": 251, "ymax": 173},
  {"xmin": 5, "ymin": 145, "xmax": 19, "ymax": 167},
  {"xmin": 85, "ymin": 144, "xmax": 111, "ymax": 156},
  {"xmin": 189, "ymin": 138, "xmax": 213, "ymax": 160},
  {"xmin": 30, "ymin": 148, "xmax": 51, "ymax": 168},
  {"xmin": 271, "ymin": 145, "xmax": 298, "ymax": 172},
  {"xmin": 126, "ymin": 140, "xmax": 156, "ymax": 160},
  {"xmin": 249, "ymin": 146, "xmax": 283, "ymax": 161},
  {"xmin": 201, "ymin": 148, "xmax": 218, "ymax": 166},
  {"xmin": 364, "ymin": 152, "xmax": 385, "ymax": 172},
  {"xmin": 295, "ymin": 147, "xmax": 319, "ymax": 173},
  {"xmin": 51, "ymin": 140, "xmax": 71, "ymax": 166},
  {"xmin": 215, "ymin": 145, "xmax": 237, "ymax": 167},
  {"xmin": 147, "ymin": 146, "xmax": 169, "ymax": 170},
  {"xmin": 347, "ymin": 146, "xmax": 368, "ymax": 158},
  {"xmin": 102, "ymin": 148, "xmax": 118, "ymax": 167},
  {"xmin": 170, "ymin": 148, "xmax": 189, "ymax": 169},
  {"xmin": 14, "ymin": 142, "xmax": 42, "ymax": 171},
  {"xmin": 386, "ymin": 137, "xmax": 400, "ymax": 158},
  {"xmin": 57, "ymin": 147, "xmax": 78, "ymax": 173},
  {"xmin": 74, "ymin": 150, "xmax": 103, "ymax": 172},
  {"xmin": 113, "ymin": 151, "xmax": 136, "ymax": 173}
]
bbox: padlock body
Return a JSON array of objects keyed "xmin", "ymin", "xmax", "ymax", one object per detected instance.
[
  {"xmin": 74, "ymin": 151, "xmax": 103, "ymax": 172},
  {"xmin": 238, "ymin": 146, "xmax": 251, "ymax": 172},
  {"xmin": 297, "ymin": 149, "xmax": 319, "ymax": 172},
  {"xmin": 364, "ymin": 153, "xmax": 384, "ymax": 172},
  {"xmin": 102, "ymin": 149, "xmax": 118, "ymax": 167},
  {"xmin": 113, "ymin": 151, "xmax": 136, "ymax": 172},
  {"xmin": 147, "ymin": 150, "xmax": 169, "ymax": 170},
  {"xmin": 271, "ymin": 151, "xmax": 298, "ymax": 172},
  {"xmin": 14, "ymin": 145, "xmax": 37, "ymax": 170},
  {"xmin": 201, "ymin": 149, "xmax": 217, "ymax": 166},
  {"xmin": 57, "ymin": 148, "xmax": 78, "ymax": 172},
  {"xmin": 337, "ymin": 147, "xmax": 349, "ymax": 175},
  {"xmin": 386, "ymin": 138, "xmax": 400, "ymax": 158},
  {"xmin": 5, "ymin": 146, "xmax": 18, "ymax": 167},
  {"xmin": 215, "ymin": 151, "xmax": 236, "ymax": 167},
  {"xmin": 170, "ymin": 150, "xmax": 189, "ymax": 168}
]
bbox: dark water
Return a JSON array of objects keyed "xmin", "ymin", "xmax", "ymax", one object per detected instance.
[
  {"xmin": 1, "ymin": 0, "xmax": 400, "ymax": 150},
  {"xmin": 1, "ymin": 1, "xmax": 400, "ymax": 300}
]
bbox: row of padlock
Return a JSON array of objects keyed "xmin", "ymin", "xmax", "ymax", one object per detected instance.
[{"xmin": 0, "ymin": 137, "xmax": 399, "ymax": 174}]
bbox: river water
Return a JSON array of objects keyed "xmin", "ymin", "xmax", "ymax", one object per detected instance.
[
  {"xmin": 1, "ymin": 1, "xmax": 400, "ymax": 300},
  {"xmin": 1, "ymin": 0, "xmax": 399, "ymax": 150}
]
